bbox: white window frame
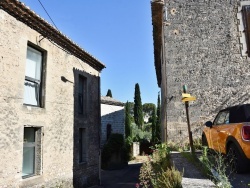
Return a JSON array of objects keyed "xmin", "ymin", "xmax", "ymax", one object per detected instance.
[{"xmin": 23, "ymin": 45, "xmax": 44, "ymax": 107}]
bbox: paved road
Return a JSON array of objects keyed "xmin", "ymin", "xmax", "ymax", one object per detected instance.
[
  {"xmin": 99, "ymin": 163, "xmax": 142, "ymax": 188},
  {"xmin": 229, "ymin": 171, "xmax": 250, "ymax": 188}
]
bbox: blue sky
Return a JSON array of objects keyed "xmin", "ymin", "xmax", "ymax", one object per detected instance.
[{"xmin": 20, "ymin": 0, "xmax": 160, "ymax": 104}]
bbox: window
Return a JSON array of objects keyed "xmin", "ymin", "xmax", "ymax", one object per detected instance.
[
  {"xmin": 214, "ymin": 111, "xmax": 229, "ymax": 125},
  {"xmin": 78, "ymin": 75, "xmax": 87, "ymax": 114},
  {"xmin": 106, "ymin": 124, "xmax": 112, "ymax": 140},
  {"xmin": 22, "ymin": 127, "xmax": 41, "ymax": 178},
  {"xmin": 242, "ymin": 5, "xmax": 250, "ymax": 57},
  {"xmin": 23, "ymin": 46, "xmax": 44, "ymax": 106},
  {"xmin": 79, "ymin": 128, "xmax": 87, "ymax": 163}
]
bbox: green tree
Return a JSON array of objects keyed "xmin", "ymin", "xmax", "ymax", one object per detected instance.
[
  {"xmin": 151, "ymin": 105, "xmax": 156, "ymax": 143},
  {"xmin": 143, "ymin": 103, "xmax": 155, "ymax": 123},
  {"xmin": 125, "ymin": 101, "xmax": 131, "ymax": 138},
  {"xmin": 133, "ymin": 83, "xmax": 143, "ymax": 129},
  {"xmin": 128, "ymin": 102, "xmax": 135, "ymax": 122},
  {"xmin": 106, "ymin": 89, "xmax": 112, "ymax": 97},
  {"xmin": 156, "ymin": 93, "xmax": 161, "ymax": 142}
]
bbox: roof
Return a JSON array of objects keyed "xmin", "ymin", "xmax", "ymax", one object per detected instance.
[
  {"xmin": 151, "ymin": 0, "xmax": 164, "ymax": 87},
  {"xmin": 0, "ymin": 0, "xmax": 105, "ymax": 71},
  {"xmin": 101, "ymin": 96, "xmax": 124, "ymax": 107},
  {"xmin": 220, "ymin": 104, "xmax": 250, "ymax": 123}
]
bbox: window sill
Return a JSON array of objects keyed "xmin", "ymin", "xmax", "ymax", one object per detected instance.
[
  {"xmin": 20, "ymin": 175, "xmax": 44, "ymax": 188},
  {"xmin": 22, "ymin": 104, "xmax": 45, "ymax": 111},
  {"xmin": 79, "ymin": 161, "xmax": 87, "ymax": 166}
]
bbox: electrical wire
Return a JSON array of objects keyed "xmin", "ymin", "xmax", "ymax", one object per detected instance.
[
  {"xmin": 36, "ymin": 0, "xmax": 85, "ymax": 70},
  {"xmin": 37, "ymin": 0, "xmax": 59, "ymax": 31}
]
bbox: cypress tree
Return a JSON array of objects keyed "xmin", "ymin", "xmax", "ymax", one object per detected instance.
[
  {"xmin": 106, "ymin": 89, "xmax": 112, "ymax": 97},
  {"xmin": 156, "ymin": 93, "xmax": 161, "ymax": 143},
  {"xmin": 133, "ymin": 83, "xmax": 143, "ymax": 129},
  {"xmin": 151, "ymin": 105, "xmax": 156, "ymax": 144},
  {"xmin": 125, "ymin": 101, "xmax": 131, "ymax": 138}
]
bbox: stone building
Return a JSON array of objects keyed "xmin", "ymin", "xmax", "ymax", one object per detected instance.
[
  {"xmin": 151, "ymin": 0, "xmax": 250, "ymax": 143},
  {"xmin": 101, "ymin": 96, "xmax": 125, "ymax": 147},
  {"xmin": 0, "ymin": 0, "xmax": 105, "ymax": 187}
]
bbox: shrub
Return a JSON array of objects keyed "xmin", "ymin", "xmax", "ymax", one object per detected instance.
[
  {"xmin": 101, "ymin": 133, "xmax": 128, "ymax": 169},
  {"xmin": 131, "ymin": 123, "xmax": 151, "ymax": 142},
  {"xmin": 199, "ymin": 147, "xmax": 231, "ymax": 188},
  {"xmin": 152, "ymin": 167, "xmax": 182, "ymax": 188},
  {"xmin": 138, "ymin": 143, "xmax": 182, "ymax": 188}
]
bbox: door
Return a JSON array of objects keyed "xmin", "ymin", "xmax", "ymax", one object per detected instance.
[{"xmin": 209, "ymin": 110, "xmax": 229, "ymax": 152}]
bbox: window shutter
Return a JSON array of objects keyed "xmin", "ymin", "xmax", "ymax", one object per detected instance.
[{"xmin": 242, "ymin": 5, "xmax": 250, "ymax": 57}]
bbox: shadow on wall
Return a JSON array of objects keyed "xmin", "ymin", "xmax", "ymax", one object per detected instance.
[
  {"xmin": 71, "ymin": 68, "xmax": 101, "ymax": 187},
  {"xmin": 212, "ymin": 92, "xmax": 250, "ymax": 114}
]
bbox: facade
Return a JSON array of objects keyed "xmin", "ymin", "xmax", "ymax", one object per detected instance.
[
  {"xmin": 151, "ymin": 0, "xmax": 250, "ymax": 143},
  {"xmin": 0, "ymin": 0, "xmax": 105, "ymax": 187},
  {"xmin": 101, "ymin": 96, "xmax": 125, "ymax": 147}
]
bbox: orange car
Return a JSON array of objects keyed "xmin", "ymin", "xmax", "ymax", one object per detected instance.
[{"xmin": 202, "ymin": 104, "xmax": 250, "ymax": 173}]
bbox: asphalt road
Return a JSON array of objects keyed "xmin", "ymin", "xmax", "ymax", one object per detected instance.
[
  {"xmin": 100, "ymin": 163, "xmax": 142, "ymax": 188},
  {"xmin": 229, "ymin": 171, "xmax": 250, "ymax": 188}
]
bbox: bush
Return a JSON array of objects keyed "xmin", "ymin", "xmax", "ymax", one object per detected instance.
[
  {"xmin": 138, "ymin": 143, "xmax": 182, "ymax": 188},
  {"xmin": 101, "ymin": 133, "xmax": 129, "ymax": 169},
  {"xmin": 199, "ymin": 147, "xmax": 231, "ymax": 188},
  {"xmin": 131, "ymin": 123, "xmax": 151, "ymax": 142},
  {"xmin": 152, "ymin": 167, "xmax": 182, "ymax": 188}
]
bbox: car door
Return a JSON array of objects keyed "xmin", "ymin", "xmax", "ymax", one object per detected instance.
[{"xmin": 209, "ymin": 111, "xmax": 229, "ymax": 152}]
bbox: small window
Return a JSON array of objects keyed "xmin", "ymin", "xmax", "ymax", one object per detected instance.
[
  {"xmin": 79, "ymin": 128, "xmax": 87, "ymax": 163},
  {"xmin": 22, "ymin": 127, "xmax": 41, "ymax": 178},
  {"xmin": 78, "ymin": 76, "xmax": 87, "ymax": 114},
  {"xmin": 107, "ymin": 124, "xmax": 112, "ymax": 140},
  {"xmin": 23, "ymin": 46, "xmax": 44, "ymax": 107},
  {"xmin": 214, "ymin": 111, "xmax": 229, "ymax": 125}
]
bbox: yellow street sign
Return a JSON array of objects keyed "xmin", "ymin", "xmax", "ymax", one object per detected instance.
[
  {"xmin": 182, "ymin": 96, "xmax": 196, "ymax": 102},
  {"xmin": 182, "ymin": 93, "xmax": 191, "ymax": 98}
]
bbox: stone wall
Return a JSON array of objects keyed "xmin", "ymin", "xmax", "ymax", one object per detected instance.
[
  {"xmin": 0, "ymin": 8, "xmax": 101, "ymax": 187},
  {"xmin": 162, "ymin": 0, "xmax": 250, "ymax": 142},
  {"xmin": 101, "ymin": 103, "xmax": 125, "ymax": 147}
]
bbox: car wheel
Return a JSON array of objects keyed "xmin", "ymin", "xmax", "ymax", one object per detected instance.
[{"xmin": 227, "ymin": 144, "xmax": 249, "ymax": 173}]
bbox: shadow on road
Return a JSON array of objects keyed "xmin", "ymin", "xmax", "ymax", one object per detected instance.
[
  {"xmin": 229, "ymin": 171, "xmax": 250, "ymax": 188},
  {"xmin": 100, "ymin": 163, "xmax": 142, "ymax": 188}
]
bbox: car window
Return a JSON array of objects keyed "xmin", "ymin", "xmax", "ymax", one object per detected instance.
[{"xmin": 214, "ymin": 111, "xmax": 230, "ymax": 125}]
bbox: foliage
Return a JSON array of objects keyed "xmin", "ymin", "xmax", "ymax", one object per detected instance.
[
  {"xmin": 101, "ymin": 133, "xmax": 128, "ymax": 168},
  {"xmin": 134, "ymin": 83, "xmax": 144, "ymax": 129},
  {"xmin": 143, "ymin": 103, "xmax": 156, "ymax": 116},
  {"xmin": 131, "ymin": 123, "xmax": 151, "ymax": 142},
  {"xmin": 125, "ymin": 101, "xmax": 131, "ymax": 138},
  {"xmin": 151, "ymin": 105, "xmax": 157, "ymax": 144},
  {"xmin": 127, "ymin": 102, "xmax": 135, "ymax": 122},
  {"xmin": 199, "ymin": 147, "xmax": 232, "ymax": 188},
  {"xmin": 106, "ymin": 89, "xmax": 112, "ymax": 97},
  {"xmin": 166, "ymin": 138, "xmax": 202, "ymax": 152},
  {"xmin": 138, "ymin": 143, "xmax": 182, "ymax": 188},
  {"xmin": 143, "ymin": 123, "xmax": 152, "ymax": 132},
  {"xmin": 193, "ymin": 137, "xmax": 202, "ymax": 150},
  {"xmin": 152, "ymin": 167, "xmax": 182, "ymax": 188},
  {"xmin": 155, "ymin": 94, "xmax": 161, "ymax": 143}
]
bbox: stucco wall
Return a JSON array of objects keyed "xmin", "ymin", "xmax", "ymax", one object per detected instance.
[
  {"xmin": 101, "ymin": 104, "xmax": 125, "ymax": 147},
  {"xmin": 0, "ymin": 9, "xmax": 100, "ymax": 187},
  {"xmin": 162, "ymin": 0, "xmax": 250, "ymax": 143}
]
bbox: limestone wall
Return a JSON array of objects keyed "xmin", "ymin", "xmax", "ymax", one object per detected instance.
[
  {"xmin": 162, "ymin": 0, "xmax": 250, "ymax": 142},
  {"xmin": 101, "ymin": 104, "xmax": 125, "ymax": 147},
  {"xmin": 0, "ymin": 9, "xmax": 100, "ymax": 187}
]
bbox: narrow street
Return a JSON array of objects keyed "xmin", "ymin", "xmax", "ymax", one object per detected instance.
[{"xmin": 100, "ymin": 163, "xmax": 142, "ymax": 188}]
